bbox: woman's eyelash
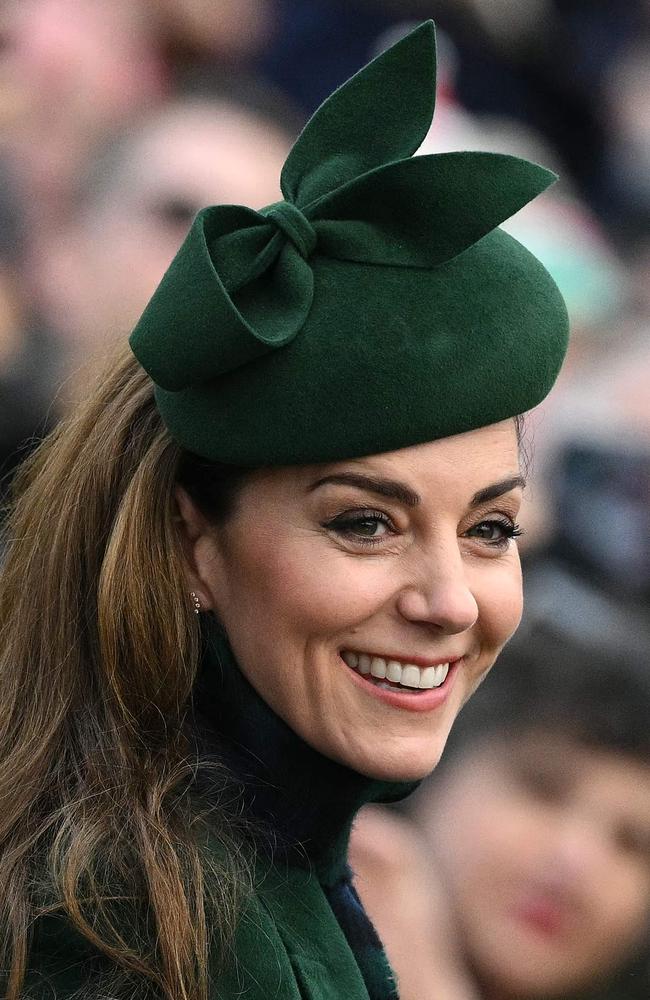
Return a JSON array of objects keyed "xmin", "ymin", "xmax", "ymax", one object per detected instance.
[
  {"xmin": 322, "ymin": 512, "xmax": 522, "ymax": 549},
  {"xmin": 322, "ymin": 509, "xmax": 395, "ymax": 545},
  {"xmin": 468, "ymin": 517, "xmax": 523, "ymax": 547}
]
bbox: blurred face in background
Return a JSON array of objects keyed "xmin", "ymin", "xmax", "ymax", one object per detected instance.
[
  {"xmin": 29, "ymin": 100, "xmax": 291, "ymax": 367},
  {"xmin": 151, "ymin": 0, "xmax": 274, "ymax": 59},
  {"xmin": 420, "ymin": 732, "xmax": 650, "ymax": 998},
  {"xmin": 0, "ymin": 0, "xmax": 164, "ymax": 214}
]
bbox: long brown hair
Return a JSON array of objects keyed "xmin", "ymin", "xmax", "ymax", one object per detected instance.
[{"xmin": 0, "ymin": 345, "xmax": 249, "ymax": 999}]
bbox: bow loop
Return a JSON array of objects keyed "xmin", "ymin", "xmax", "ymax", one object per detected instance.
[
  {"xmin": 311, "ymin": 153, "xmax": 557, "ymax": 268},
  {"xmin": 263, "ymin": 201, "xmax": 318, "ymax": 259},
  {"xmin": 282, "ymin": 21, "xmax": 437, "ymax": 206},
  {"xmin": 130, "ymin": 205, "xmax": 313, "ymax": 390}
]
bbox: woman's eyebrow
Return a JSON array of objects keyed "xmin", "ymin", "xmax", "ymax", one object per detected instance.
[
  {"xmin": 308, "ymin": 472, "xmax": 526, "ymax": 509},
  {"xmin": 307, "ymin": 473, "xmax": 421, "ymax": 507},
  {"xmin": 470, "ymin": 475, "xmax": 526, "ymax": 507}
]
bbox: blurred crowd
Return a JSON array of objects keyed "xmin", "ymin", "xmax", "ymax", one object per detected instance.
[{"xmin": 0, "ymin": 2, "xmax": 648, "ymax": 998}]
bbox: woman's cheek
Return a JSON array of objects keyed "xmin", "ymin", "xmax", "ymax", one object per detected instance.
[
  {"xmin": 476, "ymin": 553, "xmax": 524, "ymax": 648},
  {"xmin": 276, "ymin": 548, "xmax": 398, "ymax": 628}
]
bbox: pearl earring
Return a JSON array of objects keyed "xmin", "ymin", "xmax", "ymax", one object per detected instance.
[{"xmin": 190, "ymin": 591, "xmax": 202, "ymax": 615}]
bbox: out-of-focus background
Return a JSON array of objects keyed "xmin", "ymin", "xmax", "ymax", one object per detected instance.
[{"xmin": 0, "ymin": 3, "xmax": 648, "ymax": 998}]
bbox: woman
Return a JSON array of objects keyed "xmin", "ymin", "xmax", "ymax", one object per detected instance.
[
  {"xmin": 351, "ymin": 625, "xmax": 650, "ymax": 1000},
  {"xmin": 0, "ymin": 22, "xmax": 569, "ymax": 1000}
]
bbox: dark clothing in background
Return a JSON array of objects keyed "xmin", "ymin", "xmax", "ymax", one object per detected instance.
[{"xmin": 257, "ymin": 0, "xmax": 648, "ymax": 240}]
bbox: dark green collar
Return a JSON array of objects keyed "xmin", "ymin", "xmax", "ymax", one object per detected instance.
[{"xmin": 192, "ymin": 620, "xmax": 418, "ymax": 885}]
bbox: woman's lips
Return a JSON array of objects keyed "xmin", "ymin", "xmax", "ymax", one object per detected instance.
[
  {"xmin": 340, "ymin": 652, "xmax": 460, "ymax": 712},
  {"xmin": 341, "ymin": 649, "xmax": 453, "ymax": 689}
]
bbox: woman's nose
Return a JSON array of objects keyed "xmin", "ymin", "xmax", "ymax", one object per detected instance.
[{"xmin": 395, "ymin": 547, "xmax": 479, "ymax": 634}]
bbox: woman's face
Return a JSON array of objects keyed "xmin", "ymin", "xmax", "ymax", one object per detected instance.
[
  {"xmin": 187, "ymin": 420, "xmax": 524, "ymax": 780},
  {"xmin": 421, "ymin": 734, "xmax": 650, "ymax": 997}
]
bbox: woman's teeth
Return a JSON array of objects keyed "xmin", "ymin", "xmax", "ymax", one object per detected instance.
[{"xmin": 341, "ymin": 651, "xmax": 449, "ymax": 690}]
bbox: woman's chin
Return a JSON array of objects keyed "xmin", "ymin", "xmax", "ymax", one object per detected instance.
[{"xmin": 339, "ymin": 742, "xmax": 447, "ymax": 783}]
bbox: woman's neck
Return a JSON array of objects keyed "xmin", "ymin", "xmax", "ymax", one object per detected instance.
[{"xmin": 191, "ymin": 619, "xmax": 419, "ymax": 884}]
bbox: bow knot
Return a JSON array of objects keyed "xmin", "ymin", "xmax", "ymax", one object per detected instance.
[{"xmin": 265, "ymin": 201, "xmax": 317, "ymax": 259}]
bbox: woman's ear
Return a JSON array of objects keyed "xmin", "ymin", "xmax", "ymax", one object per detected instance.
[{"xmin": 174, "ymin": 485, "xmax": 223, "ymax": 613}]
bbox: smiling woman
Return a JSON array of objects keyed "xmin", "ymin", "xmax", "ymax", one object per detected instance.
[
  {"xmin": 177, "ymin": 423, "xmax": 524, "ymax": 784},
  {"xmin": 0, "ymin": 21, "xmax": 568, "ymax": 1000}
]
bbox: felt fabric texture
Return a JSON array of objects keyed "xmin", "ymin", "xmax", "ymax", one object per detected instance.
[{"xmin": 130, "ymin": 20, "xmax": 569, "ymax": 466}]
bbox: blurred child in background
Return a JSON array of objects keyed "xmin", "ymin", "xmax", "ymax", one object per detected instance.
[{"xmin": 352, "ymin": 622, "xmax": 650, "ymax": 1000}]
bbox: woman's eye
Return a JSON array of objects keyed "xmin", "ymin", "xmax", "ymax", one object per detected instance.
[
  {"xmin": 467, "ymin": 518, "xmax": 522, "ymax": 547},
  {"xmin": 324, "ymin": 510, "xmax": 394, "ymax": 544}
]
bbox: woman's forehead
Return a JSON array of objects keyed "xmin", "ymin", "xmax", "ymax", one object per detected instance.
[
  {"xmin": 238, "ymin": 421, "xmax": 523, "ymax": 512},
  {"xmin": 303, "ymin": 421, "xmax": 522, "ymax": 495}
]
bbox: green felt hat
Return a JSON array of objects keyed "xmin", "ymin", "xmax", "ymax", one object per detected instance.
[{"xmin": 130, "ymin": 21, "xmax": 569, "ymax": 466}]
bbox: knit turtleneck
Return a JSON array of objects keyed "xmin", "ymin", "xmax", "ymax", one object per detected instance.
[
  {"xmin": 192, "ymin": 618, "xmax": 418, "ymax": 884},
  {"xmin": 192, "ymin": 619, "xmax": 419, "ymax": 1000}
]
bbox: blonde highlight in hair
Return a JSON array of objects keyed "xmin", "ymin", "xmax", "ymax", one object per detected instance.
[{"xmin": 0, "ymin": 345, "xmax": 249, "ymax": 999}]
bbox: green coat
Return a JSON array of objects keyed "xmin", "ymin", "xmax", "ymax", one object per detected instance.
[
  {"xmin": 23, "ymin": 629, "xmax": 412, "ymax": 998},
  {"xmin": 25, "ymin": 860, "xmax": 382, "ymax": 998},
  {"xmin": 213, "ymin": 861, "xmax": 384, "ymax": 998}
]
